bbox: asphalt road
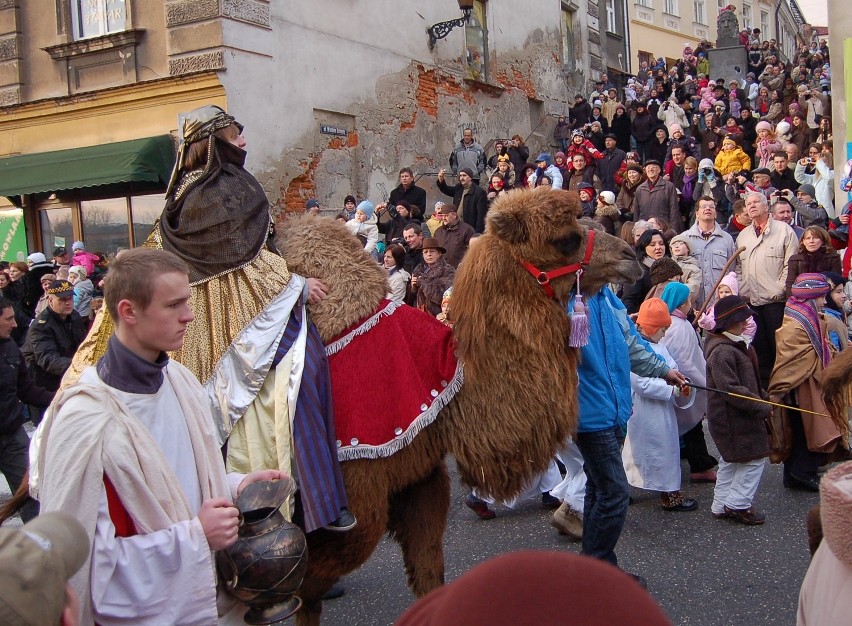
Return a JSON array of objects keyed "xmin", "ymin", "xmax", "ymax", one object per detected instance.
[
  {"xmin": 2, "ymin": 429, "xmax": 819, "ymax": 625},
  {"xmin": 321, "ymin": 443, "xmax": 819, "ymax": 626}
]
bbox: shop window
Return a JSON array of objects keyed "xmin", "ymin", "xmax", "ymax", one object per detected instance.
[
  {"xmin": 130, "ymin": 193, "xmax": 165, "ymax": 247},
  {"xmin": 561, "ymin": 7, "xmax": 577, "ymax": 72},
  {"xmin": 465, "ymin": 1, "xmax": 488, "ymax": 82},
  {"xmin": 40, "ymin": 207, "xmax": 74, "ymax": 254},
  {"xmin": 71, "ymin": 0, "xmax": 128, "ymax": 40},
  {"xmin": 80, "ymin": 198, "xmax": 130, "ymax": 256}
]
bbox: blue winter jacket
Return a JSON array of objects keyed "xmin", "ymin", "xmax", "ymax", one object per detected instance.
[{"xmin": 571, "ymin": 287, "xmax": 669, "ymax": 432}]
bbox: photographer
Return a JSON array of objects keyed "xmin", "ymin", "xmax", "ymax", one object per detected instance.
[
  {"xmin": 377, "ymin": 200, "xmax": 414, "ymax": 243},
  {"xmin": 794, "ymin": 143, "xmax": 835, "ymax": 218},
  {"xmin": 789, "ymin": 185, "xmax": 828, "ymax": 229}
]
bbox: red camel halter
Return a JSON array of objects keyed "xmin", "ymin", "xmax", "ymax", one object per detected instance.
[{"xmin": 519, "ymin": 230, "xmax": 596, "ymax": 299}]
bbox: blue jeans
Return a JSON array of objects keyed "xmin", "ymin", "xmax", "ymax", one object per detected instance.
[{"xmin": 575, "ymin": 426, "xmax": 629, "ymax": 566}]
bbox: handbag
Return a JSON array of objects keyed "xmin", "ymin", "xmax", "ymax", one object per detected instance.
[{"xmin": 766, "ymin": 404, "xmax": 793, "ymax": 464}]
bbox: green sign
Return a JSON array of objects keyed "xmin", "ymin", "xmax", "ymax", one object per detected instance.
[{"xmin": 0, "ymin": 208, "xmax": 27, "ymax": 262}]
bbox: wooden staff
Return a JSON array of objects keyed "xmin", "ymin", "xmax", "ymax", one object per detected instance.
[
  {"xmin": 684, "ymin": 382, "xmax": 832, "ymax": 418},
  {"xmin": 693, "ymin": 245, "xmax": 747, "ymax": 327}
]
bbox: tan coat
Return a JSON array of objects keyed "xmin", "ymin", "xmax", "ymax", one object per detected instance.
[
  {"xmin": 768, "ymin": 314, "xmax": 841, "ymax": 453},
  {"xmin": 736, "ymin": 217, "xmax": 799, "ymax": 306}
]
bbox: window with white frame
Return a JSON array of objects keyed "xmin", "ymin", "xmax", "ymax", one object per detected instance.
[
  {"xmin": 561, "ymin": 7, "xmax": 577, "ymax": 71},
  {"xmin": 637, "ymin": 0, "xmax": 653, "ymax": 8},
  {"xmin": 665, "ymin": 0, "xmax": 678, "ymax": 15},
  {"xmin": 717, "ymin": 0, "xmax": 726, "ymax": 9},
  {"xmin": 70, "ymin": 0, "xmax": 128, "ymax": 40},
  {"xmin": 742, "ymin": 2, "xmax": 752, "ymax": 29},
  {"xmin": 760, "ymin": 9, "xmax": 769, "ymax": 37},
  {"xmin": 464, "ymin": 0, "xmax": 488, "ymax": 82},
  {"xmin": 694, "ymin": 0, "xmax": 706, "ymax": 24},
  {"xmin": 606, "ymin": 0, "xmax": 617, "ymax": 32}
]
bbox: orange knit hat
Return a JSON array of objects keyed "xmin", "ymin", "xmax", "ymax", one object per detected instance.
[{"xmin": 637, "ymin": 298, "xmax": 672, "ymax": 335}]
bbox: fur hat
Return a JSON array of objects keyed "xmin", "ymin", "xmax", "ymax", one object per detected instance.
[
  {"xmin": 650, "ymin": 257, "xmax": 683, "ymax": 285},
  {"xmin": 598, "ymin": 191, "xmax": 616, "ymax": 206},
  {"xmin": 755, "ymin": 121, "xmax": 773, "ymax": 132},
  {"xmin": 356, "ymin": 200, "xmax": 375, "ymax": 219},
  {"xmin": 636, "ymin": 298, "xmax": 672, "ymax": 335},
  {"xmin": 713, "ymin": 295, "xmax": 753, "ymax": 331},
  {"xmin": 661, "ymin": 282, "xmax": 691, "ymax": 312}
]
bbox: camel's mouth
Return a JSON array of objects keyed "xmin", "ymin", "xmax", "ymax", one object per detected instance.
[{"xmin": 611, "ymin": 257, "xmax": 644, "ymax": 285}]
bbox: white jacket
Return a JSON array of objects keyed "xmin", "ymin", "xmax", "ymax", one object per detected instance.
[
  {"xmin": 345, "ymin": 214, "xmax": 379, "ymax": 254},
  {"xmin": 795, "ymin": 160, "xmax": 836, "ymax": 218}
]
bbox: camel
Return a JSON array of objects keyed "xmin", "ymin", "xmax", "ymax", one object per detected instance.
[{"xmin": 274, "ymin": 188, "xmax": 642, "ymax": 625}]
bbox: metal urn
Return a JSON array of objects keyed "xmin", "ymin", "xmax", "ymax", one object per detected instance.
[{"xmin": 216, "ymin": 479, "xmax": 308, "ymax": 625}]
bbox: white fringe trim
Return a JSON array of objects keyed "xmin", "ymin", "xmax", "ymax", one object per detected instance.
[
  {"xmin": 337, "ymin": 362, "xmax": 464, "ymax": 462},
  {"xmin": 325, "ymin": 299, "xmax": 401, "ymax": 356}
]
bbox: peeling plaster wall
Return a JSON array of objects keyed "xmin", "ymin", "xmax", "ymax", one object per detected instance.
[{"xmin": 217, "ymin": 0, "xmax": 596, "ymax": 214}]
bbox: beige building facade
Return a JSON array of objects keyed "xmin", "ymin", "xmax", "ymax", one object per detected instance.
[{"xmin": 1, "ymin": 0, "xmax": 605, "ymax": 260}]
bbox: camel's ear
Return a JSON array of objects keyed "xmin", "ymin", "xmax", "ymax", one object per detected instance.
[{"xmin": 488, "ymin": 209, "xmax": 529, "ymax": 244}]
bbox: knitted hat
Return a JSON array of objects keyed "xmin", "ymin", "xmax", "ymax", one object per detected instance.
[
  {"xmin": 535, "ymin": 154, "xmax": 552, "ymax": 166},
  {"xmin": 305, "ymin": 198, "xmax": 320, "ymax": 210},
  {"xmin": 441, "ymin": 287, "xmax": 453, "ymax": 304},
  {"xmin": 719, "ymin": 272, "xmax": 740, "ymax": 295},
  {"xmin": 713, "ymin": 295, "xmax": 753, "ymax": 331},
  {"xmin": 668, "ymin": 233, "xmax": 691, "ymax": 253},
  {"xmin": 26, "ymin": 252, "xmax": 47, "ymax": 264},
  {"xmin": 626, "ymin": 151, "xmax": 641, "ymax": 162},
  {"xmin": 68, "ymin": 265, "xmax": 87, "ymax": 280},
  {"xmin": 72, "ymin": 241, "xmax": 85, "ymax": 251},
  {"xmin": 637, "ymin": 298, "xmax": 672, "ymax": 335},
  {"xmin": 578, "ymin": 182, "xmax": 596, "ymax": 192},
  {"xmin": 571, "ymin": 129, "xmax": 585, "ymax": 138},
  {"xmin": 497, "ymin": 153, "xmax": 511, "ymax": 163},
  {"xmin": 669, "ymin": 123, "xmax": 683, "ymax": 135},
  {"xmin": 823, "ymin": 271, "xmax": 846, "ymax": 290},
  {"xmin": 593, "ymin": 100, "xmax": 602, "ymax": 108},
  {"xmin": 626, "ymin": 164, "xmax": 644, "ymax": 175},
  {"xmin": 344, "ymin": 194, "xmax": 356, "ymax": 205},
  {"xmin": 356, "ymin": 200, "xmax": 375, "ymax": 219},
  {"xmin": 598, "ymin": 191, "xmax": 616, "ymax": 206},
  {"xmin": 555, "ymin": 151, "xmax": 566, "ymax": 159},
  {"xmin": 776, "ymin": 121, "xmax": 791, "ymax": 135},
  {"xmin": 661, "ymin": 282, "xmax": 691, "ymax": 312},
  {"xmin": 797, "ymin": 184, "xmax": 816, "ymax": 198},
  {"xmin": 460, "ymin": 167, "xmax": 476, "ymax": 179},
  {"xmin": 722, "ymin": 136, "xmax": 737, "ymax": 148},
  {"xmin": 755, "ymin": 121, "xmax": 773, "ymax": 132},
  {"xmin": 791, "ymin": 273, "xmax": 831, "ymax": 300},
  {"xmin": 650, "ymin": 257, "xmax": 683, "ymax": 285}
]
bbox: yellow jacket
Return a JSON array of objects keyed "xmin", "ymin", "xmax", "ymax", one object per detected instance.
[{"xmin": 714, "ymin": 147, "xmax": 752, "ymax": 176}]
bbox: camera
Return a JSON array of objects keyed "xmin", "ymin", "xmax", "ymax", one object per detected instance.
[
  {"xmin": 389, "ymin": 236, "xmax": 405, "ymax": 247},
  {"xmin": 388, "ymin": 204, "xmax": 399, "ymax": 219},
  {"xmin": 701, "ymin": 167, "xmax": 713, "ymax": 176}
]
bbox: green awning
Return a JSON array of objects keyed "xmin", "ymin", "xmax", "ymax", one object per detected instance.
[{"xmin": 0, "ymin": 135, "xmax": 175, "ymax": 199}]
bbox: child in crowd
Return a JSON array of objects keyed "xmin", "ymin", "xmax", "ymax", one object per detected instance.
[
  {"xmin": 594, "ymin": 191, "xmax": 619, "ymax": 235},
  {"xmin": 668, "ymin": 234, "xmax": 702, "ymax": 302},
  {"xmin": 577, "ymin": 183, "xmax": 596, "ymax": 218},
  {"xmin": 703, "ymin": 295, "xmax": 770, "ymax": 525},
  {"xmin": 345, "ymin": 200, "xmax": 379, "ymax": 254},
  {"xmin": 436, "ymin": 287, "xmax": 453, "ymax": 328},
  {"xmin": 697, "ymin": 272, "xmax": 757, "ymax": 340},
  {"xmin": 623, "ymin": 298, "xmax": 698, "ymax": 512}
]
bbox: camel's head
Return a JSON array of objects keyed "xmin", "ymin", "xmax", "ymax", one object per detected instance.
[
  {"xmin": 579, "ymin": 219, "xmax": 643, "ymax": 295},
  {"xmin": 485, "ymin": 188, "xmax": 640, "ymax": 302},
  {"xmin": 275, "ymin": 215, "xmax": 388, "ymax": 342}
]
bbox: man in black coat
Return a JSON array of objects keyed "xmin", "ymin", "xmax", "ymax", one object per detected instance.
[
  {"xmin": 569, "ymin": 94, "xmax": 592, "ymax": 129},
  {"xmin": 0, "ymin": 296, "xmax": 54, "ymax": 521},
  {"xmin": 436, "ymin": 167, "xmax": 489, "ymax": 233},
  {"xmin": 769, "ymin": 151, "xmax": 798, "ymax": 192},
  {"xmin": 597, "ymin": 134, "xmax": 626, "ymax": 193},
  {"xmin": 22, "ymin": 280, "xmax": 87, "ymax": 393},
  {"xmin": 22, "ymin": 252, "xmax": 55, "ymax": 317},
  {"xmin": 387, "ymin": 167, "xmax": 427, "ymax": 219}
]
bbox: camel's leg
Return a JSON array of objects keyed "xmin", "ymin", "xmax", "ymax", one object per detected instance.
[
  {"xmin": 387, "ymin": 462, "xmax": 451, "ymax": 597},
  {"xmin": 295, "ymin": 597, "xmax": 323, "ymax": 626}
]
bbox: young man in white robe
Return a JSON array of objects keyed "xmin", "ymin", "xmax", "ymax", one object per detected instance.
[{"xmin": 30, "ymin": 248, "xmax": 282, "ymax": 625}]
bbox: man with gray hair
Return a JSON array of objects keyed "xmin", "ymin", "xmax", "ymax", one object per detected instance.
[{"xmin": 735, "ymin": 191, "xmax": 798, "ymax": 385}]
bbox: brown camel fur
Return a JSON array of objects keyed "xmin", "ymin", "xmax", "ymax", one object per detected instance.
[{"xmin": 274, "ymin": 188, "xmax": 641, "ymax": 625}]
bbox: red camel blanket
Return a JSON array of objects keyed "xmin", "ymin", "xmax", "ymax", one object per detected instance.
[{"xmin": 325, "ymin": 299, "xmax": 462, "ymax": 461}]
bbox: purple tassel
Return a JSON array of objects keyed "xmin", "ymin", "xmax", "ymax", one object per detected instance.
[{"xmin": 569, "ymin": 293, "xmax": 590, "ymax": 347}]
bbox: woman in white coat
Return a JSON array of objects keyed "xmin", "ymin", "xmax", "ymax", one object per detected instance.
[{"xmin": 623, "ymin": 298, "xmax": 698, "ymax": 511}]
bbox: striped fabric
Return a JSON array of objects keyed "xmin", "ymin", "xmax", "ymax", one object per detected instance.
[{"xmin": 273, "ymin": 303, "xmax": 348, "ymax": 532}]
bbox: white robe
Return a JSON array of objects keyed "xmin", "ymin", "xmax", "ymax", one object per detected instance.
[
  {"xmin": 659, "ymin": 315, "xmax": 708, "ymax": 435},
  {"xmin": 622, "ymin": 344, "xmax": 687, "ymax": 492},
  {"xmin": 549, "ymin": 439, "xmax": 587, "ymax": 515}
]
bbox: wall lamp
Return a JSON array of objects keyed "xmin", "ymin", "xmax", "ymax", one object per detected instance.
[{"xmin": 427, "ymin": 1, "xmax": 474, "ymax": 51}]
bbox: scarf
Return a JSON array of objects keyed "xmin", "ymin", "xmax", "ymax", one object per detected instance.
[
  {"xmin": 800, "ymin": 248, "xmax": 827, "ymax": 274},
  {"xmin": 785, "ymin": 297, "xmax": 831, "ymax": 367},
  {"xmin": 682, "ymin": 173, "xmax": 696, "ymax": 201}
]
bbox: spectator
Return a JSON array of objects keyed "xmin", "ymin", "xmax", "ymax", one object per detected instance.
[
  {"xmin": 616, "ymin": 164, "xmax": 645, "ymax": 222},
  {"xmin": 486, "ymin": 140, "xmax": 509, "ymax": 171},
  {"xmin": 565, "ymin": 130, "xmax": 603, "ymax": 168},
  {"xmin": 70, "ymin": 242, "xmax": 98, "ymax": 276},
  {"xmin": 736, "ymin": 192, "xmax": 798, "ymax": 385},
  {"xmin": 769, "ymin": 197, "xmax": 805, "ymax": 238},
  {"xmin": 52, "ymin": 246, "xmax": 71, "ymax": 272},
  {"xmin": 402, "ymin": 223, "xmax": 425, "ymax": 274},
  {"xmin": 493, "ymin": 154, "xmax": 516, "ymax": 188},
  {"xmin": 68, "ymin": 265, "xmax": 94, "ymax": 319},
  {"xmin": 611, "ymin": 104, "xmax": 632, "ymax": 152},
  {"xmin": 570, "ymin": 94, "xmax": 592, "ymax": 128},
  {"xmin": 34, "ymin": 273, "xmax": 57, "ymax": 317},
  {"xmin": 784, "ymin": 226, "xmax": 840, "ymax": 297},
  {"xmin": 769, "ymin": 151, "xmax": 797, "ymax": 192},
  {"xmin": 621, "ymin": 229, "xmax": 669, "ymax": 314},
  {"xmin": 507, "ymin": 134, "xmax": 529, "ymax": 174},
  {"xmin": 665, "ymin": 124, "xmax": 699, "ymax": 163},
  {"xmin": 437, "ymin": 167, "xmax": 489, "ymax": 233},
  {"xmin": 788, "ymin": 185, "xmax": 828, "ymax": 229},
  {"xmin": 527, "ymin": 154, "xmax": 564, "ymax": 191},
  {"xmin": 22, "ymin": 252, "xmax": 55, "ymax": 317},
  {"xmin": 305, "ymin": 198, "xmax": 321, "ymax": 215},
  {"xmin": 411, "ymin": 238, "xmax": 456, "ymax": 317},
  {"xmin": 433, "ymin": 204, "xmax": 474, "ymax": 268},
  {"xmin": 794, "ymin": 146, "xmax": 835, "ymax": 219},
  {"xmin": 646, "ymin": 127, "xmax": 670, "ymax": 165},
  {"xmin": 788, "ymin": 113, "xmax": 811, "ymax": 156},
  {"xmin": 345, "ymin": 200, "xmax": 379, "ymax": 254},
  {"xmin": 631, "ymin": 102, "xmax": 657, "ymax": 162},
  {"xmin": 822, "ymin": 272, "xmax": 848, "ymax": 351},
  {"xmin": 753, "ymin": 121, "xmax": 782, "ymax": 169},
  {"xmin": 715, "ymin": 137, "xmax": 751, "ymax": 177},
  {"xmin": 553, "ymin": 115, "xmax": 572, "ymax": 152},
  {"xmin": 589, "ymin": 102, "xmax": 609, "ymax": 133},
  {"xmin": 449, "ymin": 128, "xmax": 486, "ymax": 184},
  {"xmin": 382, "ymin": 243, "xmax": 410, "ymax": 304},
  {"xmin": 388, "ymin": 167, "xmax": 427, "ymax": 218},
  {"xmin": 594, "ymin": 191, "xmax": 620, "ymax": 235},
  {"xmin": 486, "ymin": 173, "xmax": 509, "ymax": 207},
  {"xmin": 342, "ymin": 195, "xmax": 357, "ymax": 220},
  {"xmin": 565, "ymin": 154, "xmax": 601, "ymax": 195},
  {"xmin": 21, "ymin": 280, "xmax": 87, "ymax": 392},
  {"xmin": 598, "ymin": 134, "xmax": 626, "ymax": 193},
  {"xmin": 634, "ymin": 160, "xmax": 682, "ymax": 232}
]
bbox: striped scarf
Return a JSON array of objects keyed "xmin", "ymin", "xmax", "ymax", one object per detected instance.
[{"xmin": 784, "ymin": 297, "xmax": 831, "ymax": 367}]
